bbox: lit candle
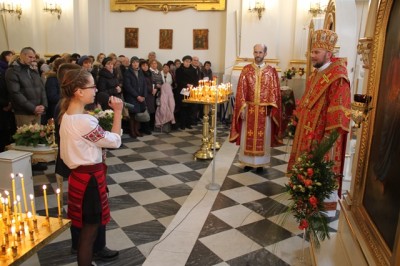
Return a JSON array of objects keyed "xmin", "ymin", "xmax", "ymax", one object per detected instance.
[
  {"xmin": 56, "ymin": 188, "xmax": 61, "ymax": 217},
  {"xmin": 30, "ymin": 194, "xmax": 36, "ymax": 220},
  {"xmin": 5, "ymin": 191, "xmax": 10, "ymax": 210},
  {"xmin": 27, "ymin": 212, "xmax": 32, "ymax": 231},
  {"xmin": 11, "ymin": 174, "xmax": 16, "ymax": 203},
  {"xmin": 19, "ymin": 174, "xmax": 28, "ymax": 214},
  {"xmin": 43, "ymin": 185, "xmax": 49, "ymax": 218},
  {"xmin": 1, "ymin": 198, "xmax": 4, "ymax": 214},
  {"xmin": 11, "ymin": 225, "xmax": 15, "ymax": 247}
]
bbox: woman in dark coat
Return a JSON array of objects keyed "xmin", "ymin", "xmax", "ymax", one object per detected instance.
[
  {"xmin": 123, "ymin": 57, "xmax": 147, "ymax": 138},
  {"xmin": 139, "ymin": 60, "xmax": 154, "ymax": 134},
  {"xmin": 96, "ymin": 57, "xmax": 122, "ymax": 110}
]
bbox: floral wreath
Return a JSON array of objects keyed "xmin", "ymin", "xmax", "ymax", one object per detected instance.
[{"xmin": 286, "ymin": 130, "xmax": 340, "ymax": 247}]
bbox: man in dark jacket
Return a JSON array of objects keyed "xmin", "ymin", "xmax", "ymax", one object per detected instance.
[{"xmin": 5, "ymin": 47, "xmax": 47, "ymax": 127}]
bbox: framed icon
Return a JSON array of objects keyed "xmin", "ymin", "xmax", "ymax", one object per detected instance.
[
  {"xmin": 159, "ymin": 29, "xmax": 173, "ymax": 49},
  {"xmin": 125, "ymin": 28, "xmax": 139, "ymax": 48},
  {"xmin": 193, "ymin": 29, "xmax": 209, "ymax": 50}
]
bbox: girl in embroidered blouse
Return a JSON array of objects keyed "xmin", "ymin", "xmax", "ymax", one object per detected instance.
[{"xmin": 59, "ymin": 68, "xmax": 122, "ymax": 266}]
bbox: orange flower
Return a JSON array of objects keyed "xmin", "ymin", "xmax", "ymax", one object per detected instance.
[
  {"xmin": 299, "ymin": 219, "xmax": 309, "ymax": 230},
  {"xmin": 309, "ymin": 196, "xmax": 318, "ymax": 208},
  {"xmin": 307, "ymin": 168, "xmax": 314, "ymax": 177},
  {"xmin": 304, "ymin": 179, "xmax": 312, "ymax": 187}
]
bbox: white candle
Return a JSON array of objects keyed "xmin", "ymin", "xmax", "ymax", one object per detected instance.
[
  {"xmin": 11, "ymin": 174, "xmax": 16, "ymax": 203},
  {"xmin": 56, "ymin": 189, "xmax": 61, "ymax": 217},
  {"xmin": 43, "ymin": 185, "xmax": 49, "ymax": 218},
  {"xmin": 30, "ymin": 194, "xmax": 36, "ymax": 220},
  {"xmin": 19, "ymin": 174, "xmax": 28, "ymax": 214}
]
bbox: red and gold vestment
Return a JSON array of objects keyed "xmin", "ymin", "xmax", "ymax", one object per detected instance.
[
  {"xmin": 288, "ymin": 58, "xmax": 351, "ymax": 175},
  {"xmin": 230, "ymin": 64, "xmax": 282, "ymax": 166}
]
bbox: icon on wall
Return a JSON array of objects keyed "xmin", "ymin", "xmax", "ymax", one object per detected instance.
[
  {"xmin": 193, "ymin": 29, "xmax": 209, "ymax": 50},
  {"xmin": 125, "ymin": 28, "xmax": 139, "ymax": 48},
  {"xmin": 159, "ymin": 29, "xmax": 173, "ymax": 49}
]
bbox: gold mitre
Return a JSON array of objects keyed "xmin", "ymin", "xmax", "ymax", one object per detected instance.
[{"xmin": 311, "ymin": 29, "xmax": 338, "ymax": 52}]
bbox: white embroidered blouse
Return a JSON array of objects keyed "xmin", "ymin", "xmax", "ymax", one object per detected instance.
[{"xmin": 60, "ymin": 113, "xmax": 121, "ymax": 169}]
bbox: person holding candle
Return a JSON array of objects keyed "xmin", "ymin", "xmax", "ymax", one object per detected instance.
[
  {"xmin": 59, "ymin": 68, "xmax": 122, "ymax": 266},
  {"xmin": 229, "ymin": 44, "xmax": 283, "ymax": 174}
]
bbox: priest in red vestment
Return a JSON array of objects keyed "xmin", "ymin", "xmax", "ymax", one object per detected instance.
[
  {"xmin": 287, "ymin": 29, "xmax": 351, "ymax": 178},
  {"xmin": 230, "ymin": 44, "xmax": 282, "ymax": 174}
]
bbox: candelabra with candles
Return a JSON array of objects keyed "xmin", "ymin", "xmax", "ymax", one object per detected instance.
[
  {"xmin": 182, "ymin": 78, "xmax": 233, "ymax": 159},
  {"xmin": 0, "ymin": 172, "xmax": 66, "ymax": 259}
]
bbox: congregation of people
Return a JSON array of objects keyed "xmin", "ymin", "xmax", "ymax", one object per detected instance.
[{"xmin": 0, "ymin": 48, "xmax": 215, "ymax": 152}]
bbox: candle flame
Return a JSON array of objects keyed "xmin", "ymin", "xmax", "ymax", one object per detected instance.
[
  {"xmin": 56, "ymin": 188, "xmax": 60, "ymax": 194},
  {"xmin": 11, "ymin": 173, "xmax": 14, "ymax": 179},
  {"xmin": 17, "ymin": 195, "xmax": 20, "ymax": 202},
  {"xmin": 5, "ymin": 190, "xmax": 9, "ymax": 196},
  {"xmin": 43, "ymin": 185, "xmax": 47, "ymax": 190},
  {"xmin": 29, "ymin": 194, "xmax": 34, "ymax": 200}
]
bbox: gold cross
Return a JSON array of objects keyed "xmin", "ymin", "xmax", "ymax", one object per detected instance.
[
  {"xmin": 321, "ymin": 73, "xmax": 332, "ymax": 84},
  {"xmin": 258, "ymin": 130, "xmax": 264, "ymax": 137},
  {"xmin": 248, "ymin": 129, "xmax": 254, "ymax": 137},
  {"xmin": 304, "ymin": 122, "xmax": 313, "ymax": 135}
]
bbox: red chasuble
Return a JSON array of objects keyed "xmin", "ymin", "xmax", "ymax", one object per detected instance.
[
  {"xmin": 288, "ymin": 58, "xmax": 351, "ymax": 175},
  {"xmin": 230, "ymin": 64, "xmax": 282, "ymax": 156}
]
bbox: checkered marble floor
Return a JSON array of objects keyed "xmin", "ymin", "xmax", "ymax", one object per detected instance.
[{"xmin": 22, "ymin": 125, "xmax": 340, "ymax": 266}]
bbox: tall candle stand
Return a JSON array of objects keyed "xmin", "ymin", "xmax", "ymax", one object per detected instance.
[
  {"xmin": 208, "ymin": 103, "xmax": 221, "ymax": 150},
  {"xmin": 194, "ymin": 104, "xmax": 213, "ymax": 160}
]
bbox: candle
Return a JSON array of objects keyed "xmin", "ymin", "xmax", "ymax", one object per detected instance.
[
  {"xmin": 11, "ymin": 174, "xmax": 16, "ymax": 203},
  {"xmin": 30, "ymin": 194, "xmax": 36, "ymax": 220},
  {"xmin": 13, "ymin": 201, "xmax": 18, "ymax": 223},
  {"xmin": 27, "ymin": 212, "xmax": 32, "ymax": 230},
  {"xmin": 56, "ymin": 188, "xmax": 61, "ymax": 217},
  {"xmin": 11, "ymin": 225, "xmax": 15, "ymax": 247},
  {"xmin": 1, "ymin": 198, "xmax": 5, "ymax": 214},
  {"xmin": 5, "ymin": 191, "xmax": 10, "ymax": 210},
  {"xmin": 16, "ymin": 196, "xmax": 22, "ymax": 219},
  {"xmin": 19, "ymin": 174, "xmax": 28, "ymax": 214},
  {"xmin": 43, "ymin": 185, "xmax": 49, "ymax": 218}
]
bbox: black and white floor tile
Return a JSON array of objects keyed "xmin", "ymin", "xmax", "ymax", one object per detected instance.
[{"xmin": 22, "ymin": 124, "xmax": 342, "ymax": 266}]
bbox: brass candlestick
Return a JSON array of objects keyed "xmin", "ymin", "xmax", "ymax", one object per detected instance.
[
  {"xmin": 351, "ymin": 94, "xmax": 373, "ymax": 128},
  {"xmin": 194, "ymin": 104, "xmax": 213, "ymax": 160}
]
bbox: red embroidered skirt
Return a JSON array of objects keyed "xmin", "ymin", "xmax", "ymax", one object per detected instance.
[{"xmin": 68, "ymin": 163, "xmax": 110, "ymax": 228}]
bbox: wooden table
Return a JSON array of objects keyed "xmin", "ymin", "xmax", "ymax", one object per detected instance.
[
  {"xmin": 6, "ymin": 144, "xmax": 58, "ymax": 164},
  {"xmin": 0, "ymin": 216, "xmax": 71, "ymax": 266}
]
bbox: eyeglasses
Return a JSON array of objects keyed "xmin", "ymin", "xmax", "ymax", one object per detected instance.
[{"xmin": 81, "ymin": 85, "xmax": 97, "ymax": 90}]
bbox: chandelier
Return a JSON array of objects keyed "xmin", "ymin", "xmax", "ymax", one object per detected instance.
[
  {"xmin": 309, "ymin": 1, "xmax": 325, "ymax": 17},
  {"xmin": 43, "ymin": 1, "xmax": 62, "ymax": 19},
  {"xmin": 0, "ymin": 1, "xmax": 22, "ymax": 20},
  {"xmin": 248, "ymin": 0, "xmax": 266, "ymax": 20}
]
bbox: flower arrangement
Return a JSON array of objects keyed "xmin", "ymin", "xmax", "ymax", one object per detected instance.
[
  {"xmin": 285, "ymin": 115, "xmax": 298, "ymax": 138},
  {"xmin": 90, "ymin": 109, "xmax": 114, "ymax": 131},
  {"xmin": 12, "ymin": 123, "xmax": 52, "ymax": 147},
  {"xmin": 285, "ymin": 130, "xmax": 340, "ymax": 247},
  {"xmin": 283, "ymin": 67, "xmax": 296, "ymax": 80}
]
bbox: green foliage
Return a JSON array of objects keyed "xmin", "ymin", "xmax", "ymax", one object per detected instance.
[
  {"xmin": 12, "ymin": 123, "xmax": 51, "ymax": 147},
  {"xmin": 286, "ymin": 130, "xmax": 340, "ymax": 248}
]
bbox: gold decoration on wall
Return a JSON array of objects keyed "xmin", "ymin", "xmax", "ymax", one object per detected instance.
[
  {"xmin": 357, "ymin": 37, "xmax": 373, "ymax": 69},
  {"xmin": 323, "ymin": 0, "xmax": 336, "ymax": 31},
  {"xmin": 351, "ymin": 0, "xmax": 400, "ymax": 264},
  {"xmin": 110, "ymin": 0, "xmax": 226, "ymax": 13}
]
